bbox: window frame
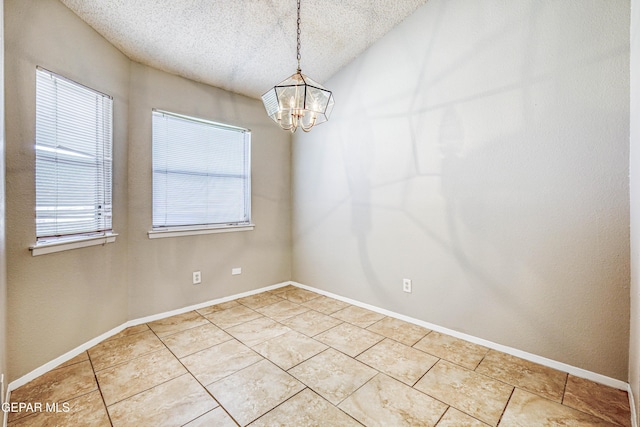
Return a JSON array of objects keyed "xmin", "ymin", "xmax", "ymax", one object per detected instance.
[
  {"xmin": 30, "ymin": 67, "xmax": 117, "ymax": 256},
  {"xmin": 148, "ymin": 109, "xmax": 253, "ymax": 239}
]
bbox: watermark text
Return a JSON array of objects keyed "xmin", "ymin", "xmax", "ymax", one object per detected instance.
[{"xmin": 1, "ymin": 401, "xmax": 70, "ymax": 414}]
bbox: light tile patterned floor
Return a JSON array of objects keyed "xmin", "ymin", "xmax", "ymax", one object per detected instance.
[{"xmin": 6, "ymin": 286, "xmax": 632, "ymax": 426}]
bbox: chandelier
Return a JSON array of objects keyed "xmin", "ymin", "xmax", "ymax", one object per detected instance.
[{"xmin": 262, "ymin": 0, "xmax": 334, "ymax": 133}]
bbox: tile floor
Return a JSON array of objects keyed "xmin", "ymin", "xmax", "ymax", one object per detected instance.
[{"xmin": 6, "ymin": 285, "xmax": 632, "ymax": 426}]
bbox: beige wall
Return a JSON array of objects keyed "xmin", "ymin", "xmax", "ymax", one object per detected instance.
[
  {"xmin": 4, "ymin": 0, "xmax": 292, "ymax": 380},
  {"xmin": 5, "ymin": 0, "xmax": 130, "ymax": 380},
  {"xmin": 292, "ymin": 0, "xmax": 631, "ymax": 380},
  {"xmin": 0, "ymin": 0, "xmax": 6, "ymax": 400},
  {"xmin": 126, "ymin": 63, "xmax": 291, "ymax": 319},
  {"xmin": 629, "ymin": 0, "xmax": 639, "ymax": 419}
]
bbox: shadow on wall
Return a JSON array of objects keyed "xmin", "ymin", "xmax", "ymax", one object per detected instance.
[{"xmin": 294, "ymin": 0, "xmax": 629, "ymax": 360}]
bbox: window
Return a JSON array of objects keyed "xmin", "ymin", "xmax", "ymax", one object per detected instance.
[
  {"xmin": 33, "ymin": 67, "xmax": 114, "ymax": 253},
  {"xmin": 151, "ymin": 110, "xmax": 252, "ymax": 236}
]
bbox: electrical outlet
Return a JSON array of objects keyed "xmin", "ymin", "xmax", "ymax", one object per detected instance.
[
  {"xmin": 232, "ymin": 267, "xmax": 242, "ymax": 275},
  {"xmin": 192, "ymin": 271, "xmax": 201, "ymax": 284},
  {"xmin": 403, "ymin": 278, "xmax": 412, "ymax": 293}
]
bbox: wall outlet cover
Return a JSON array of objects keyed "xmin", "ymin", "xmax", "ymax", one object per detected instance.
[{"xmin": 192, "ymin": 271, "xmax": 202, "ymax": 284}]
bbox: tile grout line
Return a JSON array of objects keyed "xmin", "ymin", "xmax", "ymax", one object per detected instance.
[
  {"xmin": 364, "ymin": 316, "xmax": 387, "ymax": 331},
  {"xmin": 560, "ymin": 394, "xmax": 629, "ymax": 426},
  {"xmin": 92, "ymin": 346, "xmax": 167, "ymax": 377},
  {"xmin": 237, "ymin": 302, "xmax": 368, "ymax": 427},
  {"xmin": 96, "ymin": 324, "xmax": 215, "ymax": 422},
  {"xmin": 170, "ymin": 333, "xmax": 235, "ymax": 360},
  {"xmin": 98, "ymin": 332, "xmax": 190, "ymax": 408},
  {"xmin": 285, "ymin": 344, "xmax": 362, "ymax": 412},
  {"xmin": 308, "ymin": 382, "xmax": 369, "ymax": 427},
  {"xmin": 278, "ymin": 307, "xmax": 346, "ymax": 337},
  {"xmin": 50, "ymin": 356, "xmax": 88, "ymax": 372},
  {"xmin": 283, "ymin": 308, "xmax": 345, "ymax": 345},
  {"xmin": 404, "ymin": 359, "xmax": 469, "ymax": 413},
  {"xmin": 334, "ymin": 371, "xmax": 380, "ymax": 407},
  {"xmin": 434, "ymin": 405, "xmax": 500, "ymax": 426},
  {"xmin": 474, "ymin": 349, "xmax": 491, "ymax": 372},
  {"xmin": 149, "ymin": 311, "xmax": 214, "ymax": 340},
  {"xmin": 235, "ymin": 295, "xmax": 287, "ymax": 312},
  {"xmin": 288, "ymin": 329, "xmax": 449, "ymax": 416},
  {"xmin": 364, "ymin": 326, "xmax": 431, "ymax": 349},
  {"xmin": 203, "ymin": 305, "xmax": 271, "ymax": 331},
  {"xmin": 285, "ymin": 345, "xmax": 375, "ymax": 411},
  {"xmin": 276, "ymin": 297, "xmax": 478, "ymax": 420},
  {"xmin": 200, "ymin": 353, "xmax": 301, "ymax": 426},
  {"xmin": 410, "ymin": 347, "xmax": 483, "ymax": 372},
  {"xmin": 432, "ymin": 405, "xmax": 451, "ymax": 426},
  {"xmin": 470, "ymin": 358, "xmax": 624, "ymax": 426},
  {"xmin": 410, "ymin": 355, "xmax": 440, "ymax": 388},
  {"xmin": 495, "ymin": 387, "xmax": 516, "ymax": 426},
  {"xmin": 169, "ymin": 309, "xmax": 315, "ymax": 426},
  {"xmin": 508, "ymin": 384, "xmax": 625, "ymax": 427},
  {"xmin": 87, "ymin": 354, "xmax": 114, "ymax": 427},
  {"xmin": 405, "ymin": 358, "xmax": 521, "ymax": 425},
  {"xmin": 286, "ymin": 346, "xmax": 333, "ymax": 378},
  {"xmin": 352, "ymin": 334, "xmax": 385, "ymax": 359},
  {"xmin": 561, "ymin": 373, "xmax": 569, "ymax": 405},
  {"xmin": 406, "ymin": 388, "xmax": 460, "ymax": 423},
  {"xmin": 102, "ymin": 373, "xmax": 191, "ymax": 409},
  {"xmin": 242, "ymin": 386, "xmax": 308, "ymax": 426},
  {"xmin": 256, "ymin": 312, "xmax": 333, "ymax": 373},
  {"xmin": 147, "ymin": 324, "xmax": 240, "ymax": 427}
]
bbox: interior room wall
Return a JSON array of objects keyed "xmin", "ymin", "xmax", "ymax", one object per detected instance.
[
  {"xmin": 0, "ymin": 0, "xmax": 7, "ymax": 398},
  {"xmin": 4, "ymin": 0, "xmax": 131, "ymax": 380},
  {"xmin": 292, "ymin": 0, "xmax": 631, "ymax": 380},
  {"xmin": 629, "ymin": 0, "xmax": 639, "ymax": 419},
  {"xmin": 126, "ymin": 62, "xmax": 291, "ymax": 319}
]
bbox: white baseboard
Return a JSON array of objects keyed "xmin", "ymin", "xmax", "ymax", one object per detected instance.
[
  {"xmin": 7, "ymin": 324, "xmax": 128, "ymax": 392},
  {"xmin": 7, "ymin": 281, "xmax": 290, "ymax": 392},
  {"xmin": 290, "ymin": 281, "xmax": 630, "ymax": 391}
]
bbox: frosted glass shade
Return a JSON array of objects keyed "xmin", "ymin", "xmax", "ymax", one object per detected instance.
[{"xmin": 262, "ymin": 71, "xmax": 334, "ymax": 133}]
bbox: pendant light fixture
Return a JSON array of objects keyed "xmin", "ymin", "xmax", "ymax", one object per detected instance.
[{"xmin": 262, "ymin": 0, "xmax": 334, "ymax": 133}]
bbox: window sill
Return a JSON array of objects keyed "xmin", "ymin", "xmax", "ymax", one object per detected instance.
[
  {"xmin": 148, "ymin": 224, "xmax": 255, "ymax": 239},
  {"xmin": 30, "ymin": 233, "xmax": 118, "ymax": 256}
]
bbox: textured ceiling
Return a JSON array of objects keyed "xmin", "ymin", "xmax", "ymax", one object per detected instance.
[{"xmin": 60, "ymin": 0, "xmax": 428, "ymax": 99}]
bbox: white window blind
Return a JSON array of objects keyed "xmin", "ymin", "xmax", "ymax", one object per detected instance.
[
  {"xmin": 35, "ymin": 67, "xmax": 113, "ymax": 243},
  {"xmin": 152, "ymin": 110, "xmax": 251, "ymax": 229}
]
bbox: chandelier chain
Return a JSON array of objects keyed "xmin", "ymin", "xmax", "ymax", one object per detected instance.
[{"xmin": 296, "ymin": 0, "xmax": 301, "ymax": 72}]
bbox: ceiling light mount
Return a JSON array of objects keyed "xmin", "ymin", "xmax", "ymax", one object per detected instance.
[{"xmin": 262, "ymin": 0, "xmax": 334, "ymax": 133}]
